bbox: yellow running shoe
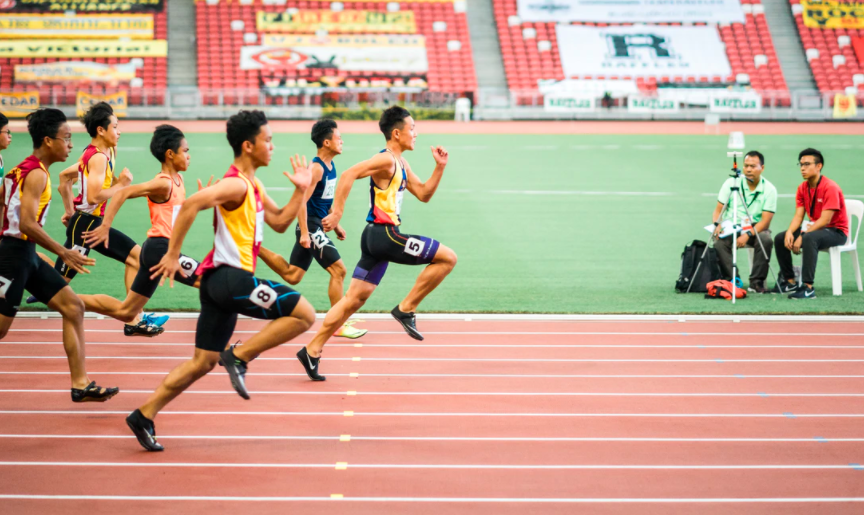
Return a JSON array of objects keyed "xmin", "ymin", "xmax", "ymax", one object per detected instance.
[{"xmin": 335, "ymin": 320, "xmax": 368, "ymax": 339}]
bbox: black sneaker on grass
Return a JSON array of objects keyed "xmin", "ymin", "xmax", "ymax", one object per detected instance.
[
  {"xmin": 219, "ymin": 347, "xmax": 250, "ymax": 399},
  {"xmin": 126, "ymin": 409, "xmax": 163, "ymax": 452},
  {"xmin": 296, "ymin": 346, "xmax": 326, "ymax": 381},
  {"xmin": 770, "ymin": 280, "xmax": 799, "ymax": 294},
  {"xmin": 789, "ymin": 286, "xmax": 817, "ymax": 299},
  {"xmin": 391, "ymin": 305, "xmax": 423, "ymax": 341}
]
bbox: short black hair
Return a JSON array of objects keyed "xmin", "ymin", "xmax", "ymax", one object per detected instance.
[
  {"xmin": 26, "ymin": 108, "xmax": 67, "ymax": 149},
  {"xmin": 311, "ymin": 119, "xmax": 337, "ymax": 148},
  {"xmin": 744, "ymin": 150, "xmax": 764, "ymax": 166},
  {"xmin": 150, "ymin": 124, "xmax": 185, "ymax": 163},
  {"xmin": 799, "ymin": 148, "xmax": 824, "ymax": 167},
  {"xmin": 82, "ymin": 102, "xmax": 114, "ymax": 138},
  {"xmin": 0, "ymin": 113, "xmax": 8, "ymax": 131},
  {"xmin": 227, "ymin": 110, "xmax": 268, "ymax": 158},
  {"xmin": 379, "ymin": 106, "xmax": 411, "ymax": 140}
]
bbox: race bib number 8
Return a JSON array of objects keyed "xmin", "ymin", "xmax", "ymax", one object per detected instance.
[
  {"xmin": 249, "ymin": 284, "xmax": 277, "ymax": 310},
  {"xmin": 178, "ymin": 255, "xmax": 200, "ymax": 278},
  {"xmin": 0, "ymin": 275, "xmax": 12, "ymax": 300},
  {"xmin": 404, "ymin": 237, "xmax": 425, "ymax": 257}
]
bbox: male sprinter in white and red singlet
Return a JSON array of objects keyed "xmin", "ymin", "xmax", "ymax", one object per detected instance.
[
  {"xmin": 296, "ymin": 106, "xmax": 457, "ymax": 381},
  {"xmin": 259, "ymin": 119, "xmax": 367, "ymax": 339},
  {"xmin": 0, "ymin": 109, "xmax": 118, "ymax": 402},
  {"xmin": 126, "ymin": 111, "xmax": 314, "ymax": 451},
  {"xmin": 77, "ymin": 125, "xmax": 204, "ymax": 323},
  {"xmin": 46, "ymin": 102, "xmax": 163, "ymax": 336}
]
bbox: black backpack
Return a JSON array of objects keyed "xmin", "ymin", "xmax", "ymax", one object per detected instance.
[{"xmin": 675, "ymin": 240, "xmax": 721, "ymax": 293}]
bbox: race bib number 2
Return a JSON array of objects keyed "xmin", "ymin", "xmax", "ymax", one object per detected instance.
[
  {"xmin": 310, "ymin": 228, "xmax": 330, "ymax": 249},
  {"xmin": 249, "ymin": 284, "xmax": 277, "ymax": 310},
  {"xmin": 404, "ymin": 237, "xmax": 425, "ymax": 257}
]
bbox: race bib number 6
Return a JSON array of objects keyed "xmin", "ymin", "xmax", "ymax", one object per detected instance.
[
  {"xmin": 404, "ymin": 237, "xmax": 425, "ymax": 257},
  {"xmin": 249, "ymin": 284, "xmax": 277, "ymax": 310},
  {"xmin": 178, "ymin": 255, "xmax": 200, "ymax": 278}
]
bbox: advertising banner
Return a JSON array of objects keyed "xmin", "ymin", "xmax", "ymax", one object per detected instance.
[
  {"xmin": 543, "ymin": 93, "xmax": 596, "ymax": 113},
  {"xmin": 0, "ymin": 14, "xmax": 153, "ymax": 39},
  {"xmin": 0, "ymin": 39, "xmax": 167, "ymax": 57},
  {"xmin": 555, "ymin": 25, "xmax": 732, "ymax": 79},
  {"xmin": 243, "ymin": 35, "xmax": 427, "ymax": 73},
  {"xmin": 0, "ymin": 91, "xmax": 39, "ymax": 118},
  {"xmin": 517, "ymin": 0, "xmax": 744, "ymax": 24},
  {"xmin": 801, "ymin": 1, "xmax": 864, "ymax": 29},
  {"xmin": 0, "ymin": 0, "xmax": 163, "ymax": 12},
  {"xmin": 257, "ymin": 10, "xmax": 416, "ymax": 34},
  {"xmin": 627, "ymin": 96, "xmax": 680, "ymax": 113},
  {"xmin": 262, "ymin": 73, "xmax": 428, "ymax": 93},
  {"xmin": 709, "ymin": 91, "xmax": 762, "ymax": 113},
  {"xmin": 76, "ymin": 90, "xmax": 127, "ymax": 117},
  {"xmin": 15, "ymin": 60, "xmax": 140, "ymax": 83},
  {"xmin": 833, "ymin": 94, "xmax": 858, "ymax": 118}
]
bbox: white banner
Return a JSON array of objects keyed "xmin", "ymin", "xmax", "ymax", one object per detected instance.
[
  {"xmin": 518, "ymin": 0, "xmax": 744, "ymax": 24},
  {"xmin": 240, "ymin": 35, "xmax": 427, "ymax": 72},
  {"xmin": 709, "ymin": 91, "xmax": 762, "ymax": 113},
  {"xmin": 556, "ymin": 25, "xmax": 732, "ymax": 79},
  {"xmin": 627, "ymin": 96, "xmax": 680, "ymax": 113},
  {"xmin": 543, "ymin": 93, "xmax": 596, "ymax": 113}
]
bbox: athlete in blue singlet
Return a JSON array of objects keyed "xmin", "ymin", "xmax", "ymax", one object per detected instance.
[{"xmin": 259, "ymin": 120, "xmax": 366, "ymax": 339}]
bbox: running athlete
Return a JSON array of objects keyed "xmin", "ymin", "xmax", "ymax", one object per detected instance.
[
  {"xmin": 77, "ymin": 125, "xmax": 204, "ymax": 323},
  {"xmin": 259, "ymin": 119, "xmax": 367, "ymax": 339},
  {"xmin": 43, "ymin": 102, "xmax": 163, "ymax": 336},
  {"xmin": 0, "ymin": 109, "xmax": 118, "ymax": 402},
  {"xmin": 126, "ymin": 110, "xmax": 315, "ymax": 451},
  {"xmin": 296, "ymin": 106, "xmax": 457, "ymax": 381}
]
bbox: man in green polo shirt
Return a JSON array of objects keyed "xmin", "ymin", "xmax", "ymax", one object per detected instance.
[{"xmin": 710, "ymin": 150, "xmax": 777, "ymax": 293}]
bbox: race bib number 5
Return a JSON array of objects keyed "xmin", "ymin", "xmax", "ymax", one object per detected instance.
[
  {"xmin": 404, "ymin": 237, "xmax": 426, "ymax": 257},
  {"xmin": 178, "ymin": 255, "xmax": 200, "ymax": 278},
  {"xmin": 249, "ymin": 283, "xmax": 277, "ymax": 310}
]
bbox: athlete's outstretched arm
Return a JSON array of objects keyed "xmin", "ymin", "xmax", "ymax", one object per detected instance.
[
  {"xmin": 322, "ymin": 153, "xmax": 393, "ymax": 231},
  {"xmin": 84, "ymin": 153, "xmax": 132, "ymax": 206},
  {"xmin": 262, "ymin": 154, "xmax": 312, "ymax": 234},
  {"xmin": 20, "ymin": 170, "xmax": 95, "ymax": 275},
  {"xmin": 149, "ymin": 177, "xmax": 248, "ymax": 286},
  {"xmin": 82, "ymin": 176, "xmax": 172, "ymax": 248},
  {"xmin": 56, "ymin": 163, "xmax": 79, "ymax": 225},
  {"xmin": 405, "ymin": 146, "xmax": 448, "ymax": 203}
]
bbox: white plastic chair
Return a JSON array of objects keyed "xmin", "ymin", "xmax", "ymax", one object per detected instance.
[{"xmin": 819, "ymin": 199, "xmax": 863, "ymax": 296}]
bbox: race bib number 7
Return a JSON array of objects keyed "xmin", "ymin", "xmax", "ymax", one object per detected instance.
[
  {"xmin": 404, "ymin": 237, "xmax": 426, "ymax": 257},
  {"xmin": 249, "ymin": 283, "xmax": 277, "ymax": 310}
]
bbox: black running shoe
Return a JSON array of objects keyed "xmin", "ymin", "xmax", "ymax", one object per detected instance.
[
  {"xmin": 126, "ymin": 409, "xmax": 164, "ymax": 452},
  {"xmin": 25, "ymin": 295, "xmax": 40, "ymax": 305},
  {"xmin": 789, "ymin": 286, "xmax": 817, "ymax": 299},
  {"xmin": 220, "ymin": 347, "xmax": 250, "ymax": 399},
  {"xmin": 770, "ymin": 280, "xmax": 799, "ymax": 294},
  {"xmin": 124, "ymin": 319, "xmax": 165, "ymax": 337},
  {"xmin": 296, "ymin": 346, "xmax": 326, "ymax": 381},
  {"xmin": 391, "ymin": 305, "xmax": 423, "ymax": 341},
  {"xmin": 217, "ymin": 342, "xmax": 241, "ymax": 367}
]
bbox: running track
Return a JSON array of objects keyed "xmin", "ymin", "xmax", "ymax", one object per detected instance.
[{"xmin": 0, "ymin": 316, "xmax": 862, "ymax": 514}]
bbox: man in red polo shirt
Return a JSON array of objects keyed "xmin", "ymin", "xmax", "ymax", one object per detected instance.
[{"xmin": 772, "ymin": 148, "xmax": 849, "ymax": 299}]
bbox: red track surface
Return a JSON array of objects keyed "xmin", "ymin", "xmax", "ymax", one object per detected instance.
[{"xmin": 0, "ymin": 317, "xmax": 862, "ymax": 514}]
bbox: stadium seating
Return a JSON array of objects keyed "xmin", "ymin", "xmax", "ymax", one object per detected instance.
[
  {"xmin": 789, "ymin": 0, "xmax": 864, "ymax": 101},
  {"xmin": 493, "ymin": 0, "xmax": 788, "ymax": 103},
  {"xmin": 0, "ymin": 8, "xmax": 168, "ymax": 106},
  {"xmin": 195, "ymin": 0, "xmax": 477, "ymax": 106}
]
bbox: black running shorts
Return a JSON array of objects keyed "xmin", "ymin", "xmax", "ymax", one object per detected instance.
[
  {"xmin": 130, "ymin": 237, "xmax": 200, "ymax": 299},
  {"xmin": 352, "ymin": 223, "xmax": 440, "ymax": 286},
  {"xmin": 0, "ymin": 238, "xmax": 69, "ymax": 317},
  {"xmin": 195, "ymin": 266, "xmax": 302, "ymax": 353},
  {"xmin": 289, "ymin": 216, "xmax": 341, "ymax": 272},
  {"xmin": 54, "ymin": 211, "xmax": 138, "ymax": 279}
]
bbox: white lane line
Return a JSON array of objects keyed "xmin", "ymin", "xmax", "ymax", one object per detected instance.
[
  {"xmin": 2, "ymin": 389, "xmax": 863, "ymax": 398},
  {"xmin": 2, "ymin": 434, "xmax": 863, "ymax": 442},
  {"xmin": 490, "ymin": 190, "xmax": 674, "ymax": 196},
  {"xmin": 0, "ymin": 494, "xmax": 862, "ymax": 503},
  {"xmin": 2, "ymin": 410, "xmax": 863, "ymax": 417},
  {"xmin": 6, "ymin": 342, "xmax": 864, "ymax": 349},
  {"xmin": 1, "ymin": 372, "xmax": 862, "ymax": 378},
  {"xmin": 0, "ymin": 461, "xmax": 857, "ymax": 470},
  {"xmin": 10, "ymin": 329, "xmax": 864, "ymax": 336},
  {"xmin": 5, "ymin": 356, "xmax": 864, "ymax": 363}
]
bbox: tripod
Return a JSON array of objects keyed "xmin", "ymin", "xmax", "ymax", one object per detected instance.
[{"xmin": 686, "ymin": 152, "xmax": 781, "ymax": 302}]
